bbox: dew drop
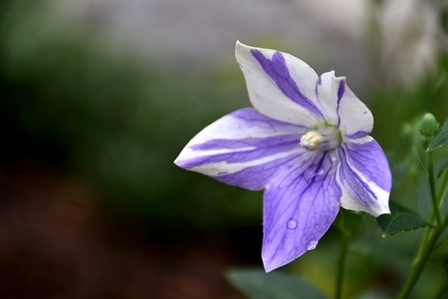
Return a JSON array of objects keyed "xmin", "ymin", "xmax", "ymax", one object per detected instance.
[
  {"xmin": 306, "ymin": 240, "xmax": 318, "ymax": 251},
  {"xmin": 304, "ymin": 170, "xmax": 326, "ymax": 182},
  {"xmin": 287, "ymin": 219, "xmax": 298, "ymax": 229}
]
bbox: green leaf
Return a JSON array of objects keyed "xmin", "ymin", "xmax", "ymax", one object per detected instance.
[
  {"xmin": 376, "ymin": 201, "xmax": 431, "ymax": 237},
  {"xmin": 334, "ymin": 209, "xmax": 365, "ymax": 236},
  {"xmin": 437, "ymin": 160, "xmax": 448, "ymax": 178},
  {"xmin": 226, "ymin": 268, "xmax": 327, "ymax": 299},
  {"xmin": 412, "ymin": 147, "xmax": 428, "ymax": 175},
  {"xmin": 427, "ymin": 118, "xmax": 448, "ymax": 152}
]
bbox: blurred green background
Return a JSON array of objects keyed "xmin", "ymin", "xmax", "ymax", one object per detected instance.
[{"xmin": 0, "ymin": 0, "xmax": 447, "ymax": 298}]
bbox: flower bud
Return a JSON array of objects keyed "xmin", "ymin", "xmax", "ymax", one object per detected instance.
[{"xmin": 420, "ymin": 113, "xmax": 438, "ymax": 148}]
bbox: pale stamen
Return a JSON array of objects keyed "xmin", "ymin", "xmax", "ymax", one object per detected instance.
[
  {"xmin": 300, "ymin": 131, "xmax": 324, "ymax": 151},
  {"xmin": 300, "ymin": 126, "xmax": 342, "ymax": 151}
]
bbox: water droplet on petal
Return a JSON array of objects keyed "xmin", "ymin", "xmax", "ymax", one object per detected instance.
[
  {"xmin": 306, "ymin": 240, "xmax": 318, "ymax": 251},
  {"xmin": 304, "ymin": 170, "xmax": 326, "ymax": 182},
  {"xmin": 314, "ymin": 171, "xmax": 326, "ymax": 181},
  {"xmin": 287, "ymin": 219, "xmax": 298, "ymax": 229}
]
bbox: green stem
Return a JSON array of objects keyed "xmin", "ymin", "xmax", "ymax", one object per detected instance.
[
  {"xmin": 397, "ymin": 153, "xmax": 447, "ymax": 299},
  {"xmin": 421, "ymin": 169, "xmax": 448, "ymax": 246},
  {"xmin": 335, "ymin": 235, "xmax": 349, "ymax": 299},
  {"xmin": 398, "ymin": 227, "xmax": 444, "ymax": 299},
  {"xmin": 427, "ymin": 152, "xmax": 443, "ymax": 227},
  {"xmin": 436, "ymin": 168, "xmax": 448, "ymax": 201}
]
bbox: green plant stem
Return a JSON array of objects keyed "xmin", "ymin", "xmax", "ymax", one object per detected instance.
[
  {"xmin": 427, "ymin": 152, "xmax": 443, "ymax": 227},
  {"xmin": 398, "ymin": 227, "xmax": 444, "ymax": 299},
  {"xmin": 335, "ymin": 235, "xmax": 349, "ymax": 299},
  {"xmin": 436, "ymin": 169, "xmax": 448, "ymax": 201},
  {"xmin": 398, "ymin": 152, "xmax": 447, "ymax": 299},
  {"xmin": 421, "ymin": 169, "xmax": 448, "ymax": 246}
]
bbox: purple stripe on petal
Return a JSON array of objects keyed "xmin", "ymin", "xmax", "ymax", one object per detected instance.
[
  {"xmin": 250, "ymin": 49, "xmax": 324, "ymax": 118},
  {"xmin": 344, "ymin": 140, "xmax": 391, "ymax": 191},
  {"xmin": 336, "ymin": 79, "xmax": 345, "ymax": 127},
  {"xmin": 183, "ymin": 134, "xmax": 301, "ymax": 168},
  {"xmin": 338, "ymin": 147, "xmax": 377, "ymax": 208},
  {"xmin": 190, "ymin": 134, "xmax": 299, "ymax": 152},
  {"xmin": 347, "ymin": 131, "xmax": 369, "ymax": 139},
  {"xmin": 214, "ymin": 152, "xmax": 304, "ymax": 190},
  {"xmin": 314, "ymin": 75, "xmax": 322, "ymax": 105},
  {"xmin": 337, "ymin": 79, "xmax": 346, "ymax": 100},
  {"xmin": 336, "ymin": 83, "xmax": 373, "ymax": 136},
  {"xmin": 262, "ymin": 151, "xmax": 341, "ymax": 271},
  {"xmin": 231, "ymin": 108, "xmax": 306, "ymax": 130},
  {"xmin": 174, "ymin": 107, "xmax": 310, "ymax": 191},
  {"xmin": 298, "ymin": 152, "xmax": 327, "ymax": 197}
]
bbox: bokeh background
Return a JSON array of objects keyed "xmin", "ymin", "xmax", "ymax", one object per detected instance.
[{"xmin": 1, "ymin": 0, "xmax": 448, "ymax": 298}]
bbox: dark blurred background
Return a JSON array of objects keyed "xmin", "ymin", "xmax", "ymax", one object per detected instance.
[{"xmin": 0, "ymin": 0, "xmax": 447, "ymax": 298}]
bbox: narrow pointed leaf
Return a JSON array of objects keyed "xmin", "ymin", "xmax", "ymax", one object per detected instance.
[
  {"xmin": 226, "ymin": 268, "xmax": 327, "ymax": 299},
  {"xmin": 437, "ymin": 160, "xmax": 448, "ymax": 178},
  {"xmin": 412, "ymin": 147, "xmax": 428, "ymax": 175},
  {"xmin": 427, "ymin": 118, "xmax": 448, "ymax": 152},
  {"xmin": 376, "ymin": 201, "xmax": 431, "ymax": 237}
]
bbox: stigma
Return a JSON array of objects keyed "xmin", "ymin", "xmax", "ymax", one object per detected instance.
[
  {"xmin": 300, "ymin": 125, "xmax": 342, "ymax": 151},
  {"xmin": 300, "ymin": 131, "xmax": 323, "ymax": 151}
]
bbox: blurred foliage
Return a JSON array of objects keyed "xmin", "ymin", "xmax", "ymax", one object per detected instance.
[
  {"xmin": 226, "ymin": 268, "xmax": 326, "ymax": 299},
  {"xmin": 0, "ymin": 0, "xmax": 261, "ymax": 236}
]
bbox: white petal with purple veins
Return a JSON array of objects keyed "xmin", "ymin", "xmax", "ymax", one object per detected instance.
[
  {"xmin": 262, "ymin": 152, "xmax": 341, "ymax": 272},
  {"xmin": 175, "ymin": 42, "xmax": 392, "ymax": 272},
  {"xmin": 174, "ymin": 108, "xmax": 306, "ymax": 190},
  {"xmin": 315, "ymin": 71, "xmax": 346, "ymax": 126},
  {"xmin": 235, "ymin": 41, "xmax": 324, "ymax": 126},
  {"xmin": 336, "ymin": 80, "xmax": 374, "ymax": 139},
  {"xmin": 337, "ymin": 137, "xmax": 391, "ymax": 216}
]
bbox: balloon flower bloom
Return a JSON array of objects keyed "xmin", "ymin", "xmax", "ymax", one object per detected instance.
[{"xmin": 175, "ymin": 41, "xmax": 391, "ymax": 272}]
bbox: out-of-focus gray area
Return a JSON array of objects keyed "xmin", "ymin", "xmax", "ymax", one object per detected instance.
[{"xmin": 51, "ymin": 0, "xmax": 371, "ymax": 88}]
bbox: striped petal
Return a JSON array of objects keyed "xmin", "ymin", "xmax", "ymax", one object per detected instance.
[
  {"xmin": 174, "ymin": 108, "xmax": 306, "ymax": 190},
  {"xmin": 315, "ymin": 71, "xmax": 346, "ymax": 126},
  {"xmin": 336, "ymin": 79, "xmax": 374, "ymax": 139},
  {"xmin": 315, "ymin": 70, "xmax": 373, "ymax": 138},
  {"xmin": 337, "ymin": 136, "xmax": 392, "ymax": 216},
  {"xmin": 262, "ymin": 151, "xmax": 341, "ymax": 272},
  {"xmin": 235, "ymin": 41, "xmax": 324, "ymax": 127}
]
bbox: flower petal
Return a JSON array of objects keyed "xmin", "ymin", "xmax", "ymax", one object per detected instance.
[
  {"xmin": 337, "ymin": 137, "xmax": 391, "ymax": 217},
  {"xmin": 315, "ymin": 71, "xmax": 346, "ymax": 126},
  {"xmin": 174, "ymin": 108, "xmax": 306, "ymax": 190},
  {"xmin": 335, "ymin": 78, "xmax": 374, "ymax": 138},
  {"xmin": 262, "ymin": 152, "xmax": 341, "ymax": 272},
  {"xmin": 235, "ymin": 41, "xmax": 323, "ymax": 126}
]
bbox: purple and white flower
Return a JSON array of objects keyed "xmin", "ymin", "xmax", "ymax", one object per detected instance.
[{"xmin": 174, "ymin": 42, "xmax": 392, "ymax": 272}]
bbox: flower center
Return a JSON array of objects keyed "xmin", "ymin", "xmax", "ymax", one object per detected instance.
[{"xmin": 300, "ymin": 125, "xmax": 342, "ymax": 151}]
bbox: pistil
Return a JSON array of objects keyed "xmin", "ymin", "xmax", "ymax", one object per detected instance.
[{"xmin": 300, "ymin": 125, "xmax": 342, "ymax": 151}]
